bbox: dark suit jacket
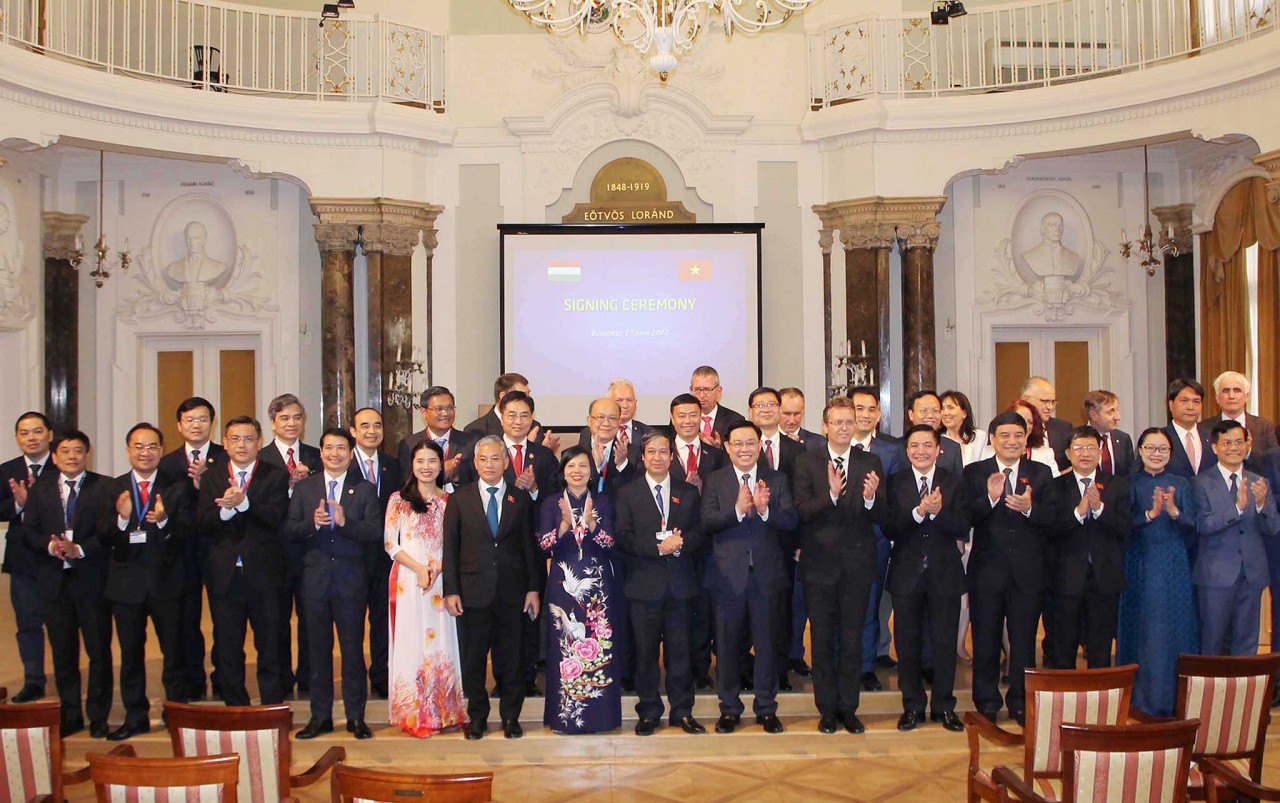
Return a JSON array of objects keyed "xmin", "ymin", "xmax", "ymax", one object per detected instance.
[
  {"xmin": 963, "ymin": 457, "xmax": 1058, "ymax": 595},
  {"xmin": 576, "ymin": 419, "xmax": 651, "ymax": 460},
  {"xmin": 441, "ymin": 481, "xmax": 540, "ymax": 609},
  {"xmin": 614, "ymin": 475, "xmax": 704, "ymax": 601},
  {"xmin": 284, "ymin": 473, "xmax": 382, "ymax": 600},
  {"xmin": 761, "ymin": 434, "xmax": 805, "ymax": 483},
  {"xmin": 1206, "ymin": 413, "xmax": 1279, "ymax": 454},
  {"xmin": 347, "ymin": 451, "xmax": 402, "ymax": 513},
  {"xmin": 708, "ymin": 406, "xmax": 747, "ymax": 440},
  {"xmin": 669, "ymin": 438, "xmax": 727, "ymax": 486},
  {"xmin": 0, "ymin": 454, "xmax": 53, "ymax": 576},
  {"xmin": 157, "ymin": 442, "xmax": 227, "ymax": 524},
  {"xmin": 258, "ymin": 440, "xmax": 322, "ymax": 476},
  {"xmin": 793, "ymin": 428, "xmax": 827, "ymax": 452},
  {"xmin": 397, "ymin": 428, "xmax": 476, "ymax": 473},
  {"xmin": 793, "ymin": 448, "xmax": 887, "ymax": 587},
  {"xmin": 1100, "ymin": 430, "xmax": 1135, "ymax": 478},
  {"xmin": 699, "ymin": 464, "xmax": 798, "ymax": 595},
  {"xmin": 1164, "ymin": 424, "xmax": 1217, "ymax": 479},
  {"xmin": 885, "ymin": 467, "xmax": 970, "ymax": 597},
  {"xmin": 1264, "ymin": 447, "xmax": 1280, "ymax": 500},
  {"xmin": 1047, "ymin": 416, "xmax": 1073, "ymax": 471},
  {"xmin": 585, "ymin": 444, "xmax": 638, "ymax": 503},
  {"xmin": 1051, "ymin": 472, "xmax": 1131, "ymax": 595},
  {"xmin": 456, "ymin": 438, "xmax": 559, "ymax": 501},
  {"xmin": 23, "ymin": 471, "xmax": 111, "ymax": 601},
  {"xmin": 99, "ymin": 472, "xmax": 186, "ymax": 604},
  {"xmin": 1192, "ymin": 467, "xmax": 1280, "ymax": 590},
  {"xmin": 197, "ymin": 460, "xmax": 290, "ymax": 595},
  {"xmin": 462, "ymin": 409, "xmax": 544, "ymax": 439}
]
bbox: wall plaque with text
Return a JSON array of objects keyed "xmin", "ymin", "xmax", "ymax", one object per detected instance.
[{"xmin": 562, "ymin": 157, "xmax": 696, "ymax": 224}]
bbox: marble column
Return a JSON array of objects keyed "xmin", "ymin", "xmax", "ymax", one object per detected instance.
[
  {"xmin": 817, "ymin": 229, "xmax": 834, "ymax": 393},
  {"xmin": 1152, "ymin": 204, "xmax": 1197, "ymax": 385},
  {"xmin": 842, "ymin": 223, "xmax": 896, "ymax": 417},
  {"xmin": 41, "ymin": 212, "xmax": 89, "ymax": 433},
  {"xmin": 313, "ymin": 223, "xmax": 359, "ymax": 429},
  {"xmin": 897, "ymin": 210, "xmax": 944, "ymax": 399}
]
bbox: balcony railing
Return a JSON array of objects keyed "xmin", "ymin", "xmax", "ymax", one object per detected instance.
[
  {"xmin": 0, "ymin": 0, "xmax": 446, "ymax": 108},
  {"xmin": 809, "ymin": 0, "xmax": 1277, "ymax": 107}
]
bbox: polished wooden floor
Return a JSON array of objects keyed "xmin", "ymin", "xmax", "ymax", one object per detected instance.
[{"xmin": 4, "ymin": 573, "xmax": 1280, "ymax": 801}]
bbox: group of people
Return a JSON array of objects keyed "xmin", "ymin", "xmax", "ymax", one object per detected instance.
[{"xmin": 1, "ymin": 366, "xmax": 1277, "ymax": 743}]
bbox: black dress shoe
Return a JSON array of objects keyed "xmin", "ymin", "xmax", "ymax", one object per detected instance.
[
  {"xmin": 464, "ymin": 719, "xmax": 487, "ymax": 740},
  {"xmin": 756, "ymin": 714, "xmax": 784, "ymax": 734},
  {"xmin": 861, "ymin": 671, "xmax": 882, "ymax": 692},
  {"xmin": 11, "ymin": 685, "xmax": 44, "ymax": 703},
  {"xmin": 715, "ymin": 714, "xmax": 740, "ymax": 734},
  {"xmin": 635, "ymin": 718, "xmax": 658, "ymax": 736},
  {"xmin": 296, "ymin": 718, "xmax": 334, "ymax": 739},
  {"xmin": 897, "ymin": 711, "xmax": 923, "ymax": 732},
  {"xmin": 790, "ymin": 658, "xmax": 812, "ymax": 677},
  {"xmin": 695, "ymin": 674, "xmax": 713, "ymax": 691},
  {"xmin": 875, "ymin": 655, "xmax": 898, "ymax": 669},
  {"xmin": 933, "ymin": 711, "xmax": 964, "ymax": 732},
  {"xmin": 106, "ymin": 721, "xmax": 150, "ymax": 741},
  {"xmin": 1010, "ymin": 709, "xmax": 1026, "ymax": 728},
  {"xmin": 778, "ymin": 673, "xmax": 793, "ymax": 692},
  {"xmin": 677, "ymin": 716, "xmax": 706, "ymax": 734},
  {"xmin": 503, "ymin": 719, "xmax": 524, "ymax": 739},
  {"xmin": 89, "ymin": 721, "xmax": 110, "ymax": 739},
  {"xmin": 60, "ymin": 718, "xmax": 85, "ymax": 738},
  {"xmin": 347, "ymin": 720, "xmax": 373, "ymax": 740},
  {"xmin": 818, "ymin": 714, "xmax": 839, "ymax": 734},
  {"xmin": 842, "ymin": 714, "xmax": 865, "ymax": 734}
]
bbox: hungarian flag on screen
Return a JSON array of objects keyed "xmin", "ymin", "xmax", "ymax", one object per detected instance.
[
  {"xmin": 679, "ymin": 259, "xmax": 712, "ymax": 281},
  {"xmin": 546, "ymin": 262, "xmax": 581, "ymax": 282}
]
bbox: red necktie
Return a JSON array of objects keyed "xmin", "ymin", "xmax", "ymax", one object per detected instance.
[
  {"xmin": 701, "ymin": 415, "xmax": 713, "ymax": 439},
  {"xmin": 286, "ymin": 447, "xmax": 297, "ymax": 473},
  {"xmin": 138, "ymin": 480, "xmax": 150, "ymax": 510},
  {"xmin": 1100, "ymin": 435, "xmax": 1113, "ymax": 475},
  {"xmin": 765, "ymin": 439, "xmax": 776, "ymax": 470},
  {"xmin": 512, "ymin": 444, "xmax": 524, "ymax": 476},
  {"xmin": 686, "ymin": 444, "xmax": 699, "ymax": 477}
]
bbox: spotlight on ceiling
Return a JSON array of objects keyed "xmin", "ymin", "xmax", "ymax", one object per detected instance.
[
  {"xmin": 948, "ymin": 1, "xmax": 968, "ymax": 18},
  {"xmin": 930, "ymin": 2, "xmax": 950, "ymax": 24},
  {"xmin": 336, "ymin": 0, "xmax": 354, "ymax": 8},
  {"xmin": 321, "ymin": 3, "xmax": 339, "ymax": 18}
]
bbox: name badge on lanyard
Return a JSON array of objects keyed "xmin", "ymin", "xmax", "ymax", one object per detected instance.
[{"xmin": 130, "ymin": 475, "xmax": 153, "ymax": 544}]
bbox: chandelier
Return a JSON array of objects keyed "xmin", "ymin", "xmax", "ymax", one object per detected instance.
[
  {"xmin": 68, "ymin": 150, "xmax": 131, "ymax": 287},
  {"xmin": 508, "ymin": 0, "xmax": 819, "ymax": 81},
  {"xmin": 1119, "ymin": 145, "xmax": 1179, "ymax": 277}
]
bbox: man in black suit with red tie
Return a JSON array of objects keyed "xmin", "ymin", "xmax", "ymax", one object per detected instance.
[
  {"xmin": 1049, "ymin": 426, "xmax": 1131, "ymax": 670},
  {"xmin": 964, "ymin": 411, "xmax": 1058, "ymax": 726},
  {"xmin": 24, "ymin": 431, "xmax": 112, "ymax": 737},
  {"xmin": 616, "ymin": 429, "xmax": 706, "ymax": 736},
  {"xmin": 689, "ymin": 365, "xmax": 746, "ymax": 447},
  {"xmin": 157, "ymin": 397, "xmax": 225, "ymax": 702},
  {"xmin": 198, "ymin": 416, "xmax": 291, "ymax": 707},
  {"xmin": 443, "ymin": 436, "xmax": 541, "ymax": 740},
  {"xmin": 397, "ymin": 387, "xmax": 474, "ymax": 493},
  {"xmin": 1083, "ymin": 391, "xmax": 1136, "ymax": 478},
  {"xmin": 0, "ymin": 411, "xmax": 55, "ymax": 704},
  {"xmin": 793, "ymin": 396, "xmax": 887, "ymax": 735},
  {"xmin": 886, "ymin": 425, "xmax": 970, "ymax": 733}
]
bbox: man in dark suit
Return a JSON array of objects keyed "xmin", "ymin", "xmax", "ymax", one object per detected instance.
[
  {"xmin": 348, "ymin": 407, "xmax": 402, "ymax": 700},
  {"xmin": 442, "ymin": 435, "xmax": 541, "ymax": 740},
  {"xmin": 463, "ymin": 372, "xmax": 530, "ymax": 437},
  {"xmin": 257, "ymin": 393, "xmax": 321, "ymax": 698},
  {"xmin": 885, "ymin": 425, "xmax": 970, "ymax": 733},
  {"xmin": 1048, "ymin": 426, "xmax": 1131, "ymax": 671},
  {"xmin": 1083, "ymin": 391, "xmax": 1136, "ymax": 478},
  {"xmin": 101, "ymin": 423, "xmax": 187, "ymax": 740},
  {"xmin": 157, "ymin": 396, "xmax": 225, "ymax": 702},
  {"xmin": 778, "ymin": 388, "xmax": 822, "ymax": 680},
  {"xmin": 779, "ymin": 387, "xmax": 826, "ymax": 453},
  {"xmin": 615, "ymin": 429, "xmax": 706, "ymax": 736},
  {"xmin": 0, "ymin": 411, "xmax": 54, "ymax": 704},
  {"xmin": 689, "ymin": 365, "xmax": 746, "ymax": 448},
  {"xmin": 1208, "ymin": 371, "xmax": 1278, "ymax": 468},
  {"xmin": 1021, "ymin": 376, "xmax": 1073, "ymax": 471},
  {"xmin": 287, "ymin": 428, "xmax": 383, "ymax": 740},
  {"xmin": 582, "ymin": 398, "xmax": 638, "ymax": 498},
  {"xmin": 964, "ymin": 411, "xmax": 1058, "ymax": 726},
  {"xmin": 1262, "ymin": 444, "xmax": 1280, "ymax": 699},
  {"xmin": 903, "ymin": 390, "xmax": 964, "ymax": 477},
  {"xmin": 700, "ymin": 421, "xmax": 798, "ymax": 734},
  {"xmin": 577, "ymin": 378, "xmax": 651, "ymax": 459},
  {"xmin": 23, "ymin": 431, "xmax": 112, "ymax": 737},
  {"xmin": 793, "ymin": 396, "xmax": 887, "ymax": 735},
  {"xmin": 198, "ymin": 416, "xmax": 291, "ymax": 707},
  {"xmin": 397, "ymin": 386, "xmax": 474, "ymax": 492},
  {"xmin": 1164, "ymin": 378, "xmax": 1217, "ymax": 479},
  {"xmin": 1193, "ymin": 421, "xmax": 1280, "ymax": 656}
]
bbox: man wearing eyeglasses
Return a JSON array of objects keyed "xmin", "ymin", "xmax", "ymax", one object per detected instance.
[
  {"xmin": 1021, "ymin": 376, "xmax": 1073, "ymax": 472},
  {"xmin": 583, "ymin": 398, "xmax": 636, "ymax": 500},
  {"xmin": 397, "ymin": 386, "xmax": 475, "ymax": 492},
  {"xmin": 1047, "ymin": 426, "xmax": 1131, "ymax": 670},
  {"xmin": 689, "ymin": 366, "xmax": 745, "ymax": 449},
  {"xmin": 101, "ymin": 423, "xmax": 186, "ymax": 740}
]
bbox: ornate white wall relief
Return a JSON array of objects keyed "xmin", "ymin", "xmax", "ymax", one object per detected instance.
[
  {"xmin": 120, "ymin": 193, "xmax": 275, "ymax": 329},
  {"xmin": 978, "ymin": 190, "xmax": 1127, "ymax": 321},
  {"xmin": 0, "ymin": 180, "xmax": 33, "ymax": 325}
]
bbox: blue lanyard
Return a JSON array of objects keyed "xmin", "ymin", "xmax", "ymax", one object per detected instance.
[{"xmin": 130, "ymin": 474, "xmax": 153, "ymax": 523}]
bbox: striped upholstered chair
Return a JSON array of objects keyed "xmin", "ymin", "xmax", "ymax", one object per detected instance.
[
  {"xmin": 85, "ymin": 752, "xmax": 240, "ymax": 803},
  {"xmin": 1, "ymin": 700, "xmax": 129, "ymax": 803},
  {"xmin": 330, "ymin": 765, "xmax": 494, "ymax": 803},
  {"xmin": 964, "ymin": 664, "xmax": 1137, "ymax": 803},
  {"xmin": 995, "ymin": 719, "xmax": 1199, "ymax": 802},
  {"xmin": 164, "ymin": 703, "xmax": 345, "ymax": 803}
]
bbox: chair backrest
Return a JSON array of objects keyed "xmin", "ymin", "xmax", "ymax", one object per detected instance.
[
  {"xmin": 330, "ymin": 764, "xmax": 494, "ymax": 803},
  {"xmin": 165, "ymin": 703, "xmax": 291, "ymax": 803},
  {"xmin": 1059, "ymin": 719, "xmax": 1199, "ymax": 803},
  {"xmin": 1024, "ymin": 665, "xmax": 1137, "ymax": 779},
  {"xmin": 1175, "ymin": 652, "xmax": 1280, "ymax": 774},
  {"xmin": 88, "ymin": 752, "xmax": 240, "ymax": 803},
  {"xmin": 0, "ymin": 700, "xmax": 62, "ymax": 803}
]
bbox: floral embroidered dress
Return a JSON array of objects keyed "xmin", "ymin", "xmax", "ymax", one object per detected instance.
[
  {"xmin": 384, "ymin": 491, "xmax": 466, "ymax": 737},
  {"xmin": 537, "ymin": 489, "xmax": 622, "ymax": 734}
]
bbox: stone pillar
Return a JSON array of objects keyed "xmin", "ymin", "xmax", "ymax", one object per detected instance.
[
  {"xmin": 1152, "ymin": 204, "xmax": 1197, "ymax": 385},
  {"xmin": 841, "ymin": 223, "xmax": 896, "ymax": 417},
  {"xmin": 896, "ymin": 203, "xmax": 945, "ymax": 399},
  {"xmin": 817, "ymin": 228, "xmax": 834, "ymax": 393},
  {"xmin": 312, "ymin": 222, "xmax": 359, "ymax": 429},
  {"xmin": 41, "ymin": 212, "xmax": 89, "ymax": 433}
]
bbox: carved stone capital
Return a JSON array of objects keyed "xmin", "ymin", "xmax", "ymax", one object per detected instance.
[
  {"xmin": 817, "ymin": 228, "xmax": 834, "ymax": 255},
  {"xmin": 311, "ymin": 197, "xmax": 444, "ymax": 254},
  {"xmin": 814, "ymin": 196, "xmax": 947, "ymax": 251},
  {"xmin": 313, "ymin": 223, "xmax": 361, "ymax": 253},
  {"xmin": 1151, "ymin": 203, "xmax": 1195, "ymax": 254},
  {"xmin": 41, "ymin": 212, "xmax": 89, "ymax": 260},
  {"xmin": 360, "ymin": 223, "xmax": 421, "ymax": 257},
  {"xmin": 896, "ymin": 219, "xmax": 942, "ymax": 251},
  {"xmin": 1254, "ymin": 150, "xmax": 1280, "ymax": 204},
  {"xmin": 840, "ymin": 222, "xmax": 897, "ymax": 251}
]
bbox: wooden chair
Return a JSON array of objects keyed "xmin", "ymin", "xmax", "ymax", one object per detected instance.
[
  {"xmin": 964, "ymin": 664, "xmax": 1137, "ymax": 803},
  {"xmin": 0, "ymin": 699, "xmax": 129, "ymax": 803},
  {"xmin": 164, "ymin": 702, "xmax": 345, "ymax": 803},
  {"xmin": 83, "ymin": 751, "xmax": 240, "ymax": 803},
  {"xmin": 994, "ymin": 719, "xmax": 1199, "ymax": 802},
  {"xmin": 330, "ymin": 764, "xmax": 494, "ymax": 803}
]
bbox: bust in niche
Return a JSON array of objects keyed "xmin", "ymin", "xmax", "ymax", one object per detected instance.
[
  {"xmin": 1016, "ymin": 212, "xmax": 1084, "ymax": 282},
  {"xmin": 163, "ymin": 221, "xmax": 232, "ymax": 298}
]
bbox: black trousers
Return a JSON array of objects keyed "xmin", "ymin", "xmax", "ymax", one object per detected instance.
[
  {"xmin": 714, "ymin": 572, "xmax": 780, "ymax": 717},
  {"xmin": 46, "ymin": 571, "xmax": 113, "ymax": 724},
  {"xmin": 364, "ymin": 547, "xmax": 391, "ymax": 695},
  {"xmin": 893, "ymin": 588, "xmax": 961, "ymax": 714},
  {"xmin": 804, "ymin": 577, "xmax": 871, "ymax": 719},
  {"xmin": 114, "ymin": 594, "xmax": 186, "ymax": 724},
  {"xmin": 971, "ymin": 581, "xmax": 1040, "ymax": 714},
  {"xmin": 277, "ymin": 548, "xmax": 309, "ymax": 694},
  {"xmin": 775, "ymin": 555, "xmax": 797, "ymax": 672},
  {"xmin": 304, "ymin": 589, "xmax": 368, "ymax": 722},
  {"xmin": 211, "ymin": 571, "xmax": 284, "ymax": 706},
  {"xmin": 459, "ymin": 601, "xmax": 525, "ymax": 723},
  {"xmin": 1050, "ymin": 572, "xmax": 1119, "ymax": 670},
  {"xmin": 179, "ymin": 534, "xmax": 214, "ymax": 697},
  {"xmin": 631, "ymin": 596, "xmax": 694, "ymax": 723},
  {"xmin": 690, "ymin": 557, "xmax": 714, "ymax": 678},
  {"xmin": 610, "ymin": 557, "xmax": 635, "ymax": 682},
  {"xmin": 10, "ymin": 570, "xmax": 47, "ymax": 690}
]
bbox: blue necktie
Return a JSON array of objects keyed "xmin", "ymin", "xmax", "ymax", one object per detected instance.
[
  {"xmin": 327, "ymin": 479, "xmax": 337, "ymax": 531},
  {"xmin": 486, "ymin": 486, "xmax": 500, "ymax": 539},
  {"xmin": 435, "ymin": 437, "xmax": 448, "ymax": 451},
  {"xmin": 654, "ymin": 484, "xmax": 664, "ymax": 520},
  {"xmin": 237, "ymin": 470, "xmax": 247, "ymax": 489}
]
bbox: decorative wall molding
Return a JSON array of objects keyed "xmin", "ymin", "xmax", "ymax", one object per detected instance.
[
  {"xmin": 1254, "ymin": 149, "xmax": 1280, "ymax": 204},
  {"xmin": 813, "ymin": 196, "xmax": 947, "ymax": 250},
  {"xmin": 310, "ymin": 198, "xmax": 444, "ymax": 255},
  {"xmin": 41, "ymin": 212, "xmax": 89, "ymax": 261}
]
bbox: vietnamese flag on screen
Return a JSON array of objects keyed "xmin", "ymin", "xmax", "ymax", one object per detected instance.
[{"xmin": 679, "ymin": 259, "xmax": 712, "ymax": 281}]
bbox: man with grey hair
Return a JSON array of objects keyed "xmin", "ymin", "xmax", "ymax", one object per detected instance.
[
  {"xmin": 1208, "ymin": 371, "xmax": 1277, "ymax": 459},
  {"xmin": 577, "ymin": 379, "xmax": 649, "ymax": 466},
  {"xmin": 1020, "ymin": 376, "xmax": 1073, "ymax": 471}
]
